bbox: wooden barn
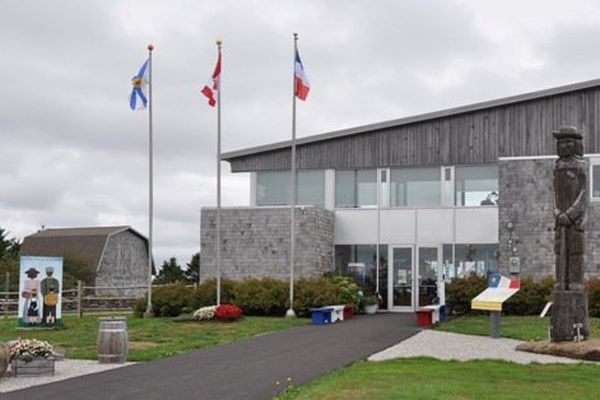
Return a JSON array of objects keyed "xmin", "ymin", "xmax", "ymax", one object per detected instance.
[{"xmin": 20, "ymin": 226, "xmax": 154, "ymax": 294}]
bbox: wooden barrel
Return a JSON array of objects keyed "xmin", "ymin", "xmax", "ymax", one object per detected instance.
[{"xmin": 97, "ymin": 317, "xmax": 128, "ymax": 364}]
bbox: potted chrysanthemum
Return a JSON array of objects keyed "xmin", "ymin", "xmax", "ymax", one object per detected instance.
[{"xmin": 363, "ymin": 295, "xmax": 379, "ymax": 315}]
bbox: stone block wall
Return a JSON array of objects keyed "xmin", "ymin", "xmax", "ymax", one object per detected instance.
[
  {"xmin": 200, "ymin": 206, "xmax": 335, "ymax": 282},
  {"xmin": 498, "ymin": 158, "xmax": 600, "ymax": 279}
]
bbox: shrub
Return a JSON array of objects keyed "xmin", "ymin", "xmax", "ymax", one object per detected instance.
[
  {"xmin": 446, "ymin": 273, "xmax": 487, "ymax": 315},
  {"xmin": 586, "ymin": 278, "xmax": 600, "ymax": 318},
  {"xmin": 133, "ymin": 297, "xmax": 147, "ymax": 317},
  {"xmin": 191, "ymin": 278, "xmax": 236, "ymax": 309},
  {"xmin": 151, "ymin": 283, "xmax": 194, "ymax": 317},
  {"xmin": 446, "ymin": 274, "xmax": 557, "ymax": 316},
  {"xmin": 214, "ymin": 304, "xmax": 243, "ymax": 321},
  {"xmin": 232, "ymin": 278, "xmax": 288, "ymax": 316},
  {"xmin": 331, "ymin": 276, "xmax": 361, "ymax": 307},
  {"xmin": 292, "ymin": 277, "xmax": 342, "ymax": 316},
  {"xmin": 503, "ymin": 276, "xmax": 554, "ymax": 315}
]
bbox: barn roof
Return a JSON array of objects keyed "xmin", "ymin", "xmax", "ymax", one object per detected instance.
[
  {"xmin": 20, "ymin": 226, "xmax": 155, "ymax": 273},
  {"xmin": 221, "ymin": 78, "xmax": 600, "ymax": 161}
]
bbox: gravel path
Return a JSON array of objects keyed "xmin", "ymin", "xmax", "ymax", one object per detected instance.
[
  {"xmin": 368, "ymin": 330, "xmax": 588, "ymax": 364},
  {"xmin": 0, "ymin": 359, "xmax": 133, "ymax": 393}
]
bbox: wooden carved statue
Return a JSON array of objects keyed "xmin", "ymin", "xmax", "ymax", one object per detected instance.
[
  {"xmin": 553, "ymin": 126, "xmax": 587, "ymax": 291},
  {"xmin": 551, "ymin": 126, "xmax": 589, "ymax": 341}
]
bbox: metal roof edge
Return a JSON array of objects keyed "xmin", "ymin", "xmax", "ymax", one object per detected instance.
[{"xmin": 221, "ymin": 78, "xmax": 600, "ymax": 160}]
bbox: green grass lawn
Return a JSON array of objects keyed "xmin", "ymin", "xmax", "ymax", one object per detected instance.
[
  {"xmin": 435, "ymin": 315, "xmax": 600, "ymax": 341},
  {"xmin": 278, "ymin": 358, "xmax": 600, "ymax": 400},
  {"xmin": 0, "ymin": 313, "xmax": 308, "ymax": 361}
]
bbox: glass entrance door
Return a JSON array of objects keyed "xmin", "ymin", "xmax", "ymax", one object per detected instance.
[{"xmin": 390, "ymin": 247, "xmax": 414, "ymax": 310}]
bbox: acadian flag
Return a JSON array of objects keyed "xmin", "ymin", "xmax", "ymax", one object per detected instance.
[
  {"xmin": 202, "ymin": 52, "xmax": 222, "ymax": 107},
  {"xmin": 129, "ymin": 58, "xmax": 150, "ymax": 110},
  {"xmin": 294, "ymin": 49, "xmax": 310, "ymax": 101}
]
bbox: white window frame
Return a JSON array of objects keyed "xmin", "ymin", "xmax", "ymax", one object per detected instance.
[{"xmin": 589, "ymin": 157, "xmax": 600, "ymax": 202}]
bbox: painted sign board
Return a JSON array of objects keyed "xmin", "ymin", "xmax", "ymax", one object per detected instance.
[
  {"xmin": 471, "ymin": 274, "xmax": 520, "ymax": 312},
  {"xmin": 18, "ymin": 256, "xmax": 63, "ymax": 328}
]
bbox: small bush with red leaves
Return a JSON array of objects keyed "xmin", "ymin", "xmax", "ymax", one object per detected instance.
[{"xmin": 213, "ymin": 304, "xmax": 243, "ymax": 321}]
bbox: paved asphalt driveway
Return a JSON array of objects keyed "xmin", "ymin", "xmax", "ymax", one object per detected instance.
[{"xmin": 5, "ymin": 313, "xmax": 417, "ymax": 400}]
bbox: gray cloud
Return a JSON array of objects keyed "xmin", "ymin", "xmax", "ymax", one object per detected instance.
[{"xmin": 2, "ymin": 0, "xmax": 600, "ymax": 265}]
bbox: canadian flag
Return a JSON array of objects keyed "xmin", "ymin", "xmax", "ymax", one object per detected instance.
[{"xmin": 202, "ymin": 52, "xmax": 221, "ymax": 107}]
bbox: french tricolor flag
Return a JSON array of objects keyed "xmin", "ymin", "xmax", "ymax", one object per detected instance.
[{"xmin": 294, "ymin": 49, "xmax": 310, "ymax": 101}]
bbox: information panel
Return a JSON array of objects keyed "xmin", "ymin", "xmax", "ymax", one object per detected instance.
[{"xmin": 471, "ymin": 274, "xmax": 520, "ymax": 312}]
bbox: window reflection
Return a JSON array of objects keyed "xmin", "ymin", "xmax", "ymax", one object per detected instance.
[
  {"xmin": 443, "ymin": 243, "xmax": 498, "ymax": 281},
  {"xmin": 455, "ymin": 165, "xmax": 499, "ymax": 206},
  {"xmin": 390, "ymin": 167, "xmax": 441, "ymax": 207},
  {"xmin": 256, "ymin": 170, "xmax": 324, "ymax": 206},
  {"xmin": 335, "ymin": 169, "xmax": 377, "ymax": 208},
  {"xmin": 335, "ymin": 244, "xmax": 388, "ymax": 308}
]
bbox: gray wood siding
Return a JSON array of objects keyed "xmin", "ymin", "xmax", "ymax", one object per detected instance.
[{"xmin": 229, "ymin": 88, "xmax": 600, "ymax": 172}]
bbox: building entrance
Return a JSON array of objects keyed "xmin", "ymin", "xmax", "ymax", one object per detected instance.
[{"xmin": 389, "ymin": 245, "xmax": 441, "ymax": 312}]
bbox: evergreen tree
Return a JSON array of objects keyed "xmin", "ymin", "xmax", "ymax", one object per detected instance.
[
  {"xmin": 0, "ymin": 227, "xmax": 20, "ymax": 290},
  {"xmin": 154, "ymin": 257, "xmax": 187, "ymax": 284},
  {"xmin": 184, "ymin": 252, "xmax": 201, "ymax": 284}
]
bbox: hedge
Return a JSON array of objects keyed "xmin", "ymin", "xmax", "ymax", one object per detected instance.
[
  {"xmin": 134, "ymin": 276, "xmax": 361, "ymax": 318},
  {"xmin": 447, "ymin": 274, "xmax": 600, "ymax": 317}
]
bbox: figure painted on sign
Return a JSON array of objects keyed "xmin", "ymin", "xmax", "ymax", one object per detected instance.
[
  {"xmin": 553, "ymin": 127, "xmax": 587, "ymax": 292},
  {"xmin": 40, "ymin": 266, "xmax": 60, "ymax": 326},
  {"xmin": 21, "ymin": 267, "xmax": 41, "ymax": 325}
]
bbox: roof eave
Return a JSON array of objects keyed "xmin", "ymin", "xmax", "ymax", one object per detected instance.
[{"xmin": 221, "ymin": 78, "xmax": 600, "ymax": 161}]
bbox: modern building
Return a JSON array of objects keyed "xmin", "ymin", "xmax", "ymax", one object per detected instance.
[
  {"xmin": 201, "ymin": 79, "xmax": 600, "ymax": 311},
  {"xmin": 20, "ymin": 226, "xmax": 154, "ymax": 294}
]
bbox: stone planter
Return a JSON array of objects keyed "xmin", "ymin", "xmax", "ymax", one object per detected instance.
[
  {"xmin": 364, "ymin": 304, "xmax": 378, "ymax": 315},
  {"xmin": 0, "ymin": 343, "xmax": 9, "ymax": 379},
  {"xmin": 12, "ymin": 356, "xmax": 55, "ymax": 377}
]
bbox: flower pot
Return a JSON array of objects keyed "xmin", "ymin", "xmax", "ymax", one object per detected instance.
[
  {"xmin": 12, "ymin": 356, "xmax": 55, "ymax": 377},
  {"xmin": 364, "ymin": 304, "xmax": 378, "ymax": 315}
]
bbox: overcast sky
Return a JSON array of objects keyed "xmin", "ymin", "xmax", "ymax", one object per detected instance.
[{"xmin": 2, "ymin": 0, "xmax": 600, "ymax": 266}]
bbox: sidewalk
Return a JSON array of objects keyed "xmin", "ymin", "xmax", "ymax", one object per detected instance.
[{"xmin": 3, "ymin": 313, "xmax": 417, "ymax": 400}]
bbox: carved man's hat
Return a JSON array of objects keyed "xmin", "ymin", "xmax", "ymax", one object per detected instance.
[{"xmin": 553, "ymin": 126, "xmax": 583, "ymax": 141}]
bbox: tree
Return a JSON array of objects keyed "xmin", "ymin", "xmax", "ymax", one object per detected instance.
[
  {"xmin": 0, "ymin": 227, "xmax": 21, "ymax": 291},
  {"xmin": 184, "ymin": 252, "xmax": 200, "ymax": 285},
  {"xmin": 154, "ymin": 257, "xmax": 187, "ymax": 284}
]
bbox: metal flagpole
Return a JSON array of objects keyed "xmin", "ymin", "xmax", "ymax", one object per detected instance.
[
  {"xmin": 376, "ymin": 170, "xmax": 380, "ymax": 297},
  {"xmin": 286, "ymin": 33, "xmax": 299, "ymax": 318},
  {"xmin": 216, "ymin": 39, "xmax": 223, "ymax": 306},
  {"xmin": 145, "ymin": 43, "xmax": 155, "ymax": 318}
]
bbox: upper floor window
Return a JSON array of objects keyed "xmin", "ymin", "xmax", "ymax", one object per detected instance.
[
  {"xmin": 591, "ymin": 162, "xmax": 600, "ymax": 200},
  {"xmin": 455, "ymin": 165, "xmax": 498, "ymax": 206},
  {"xmin": 256, "ymin": 170, "xmax": 324, "ymax": 206},
  {"xmin": 335, "ymin": 169, "xmax": 377, "ymax": 208},
  {"xmin": 390, "ymin": 167, "xmax": 441, "ymax": 207}
]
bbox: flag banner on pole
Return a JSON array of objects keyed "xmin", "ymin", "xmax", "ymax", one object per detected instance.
[
  {"xmin": 294, "ymin": 49, "xmax": 310, "ymax": 101},
  {"xmin": 130, "ymin": 58, "xmax": 150, "ymax": 110},
  {"xmin": 202, "ymin": 52, "xmax": 222, "ymax": 107}
]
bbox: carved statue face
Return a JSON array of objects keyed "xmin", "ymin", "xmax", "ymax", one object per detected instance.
[{"xmin": 557, "ymin": 139, "xmax": 576, "ymax": 158}]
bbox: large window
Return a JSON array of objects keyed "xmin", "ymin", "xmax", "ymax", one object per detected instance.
[
  {"xmin": 256, "ymin": 170, "xmax": 324, "ymax": 206},
  {"xmin": 390, "ymin": 167, "xmax": 441, "ymax": 207},
  {"xmin": 455, "ymin": 165, "xmax": 498, "ymax": 206},
  {"xmin": 442, "ymin": 243, "xmax": 498, "ymax": 281},
  {"xmin": 335, "ymin": 169, "xmax": 377, "ymax": 207},
  {"xmin": 335, "ymin": 244, "xmax": 388, "ymax": 308}
]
